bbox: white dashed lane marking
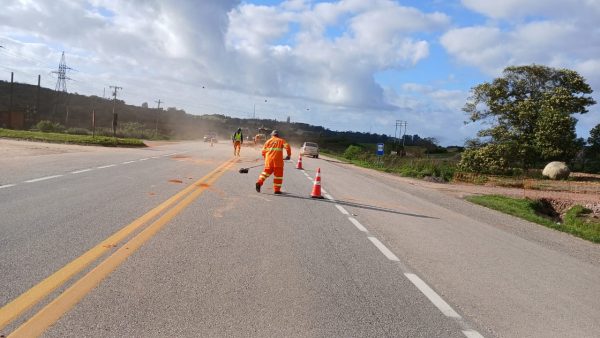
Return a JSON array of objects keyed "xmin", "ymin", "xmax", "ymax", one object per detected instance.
[
  {"xmin": 335, "ymin": 204, "xmax": 349, "ymax": 215},
  {"xmin": 404, "ymin": 273, "xmax": 461, "ymax": 318},
  {"xmin": 24, "ymin": 175, "xmax": 63, "ymax": 183},
  {"xmin": 368, "ymin": 237, "xmax": 400, "ymax": 262},
  {"xmin": 323, "ymin": 182, "xmax": 484, "ymax": 338},
  {"xmin": 348, "ymin": 217, "xmax": 368, "ymax": 232},
  {"xmin": 462, "ymin": 330, "xmax": 485, "ymax": 338},
  {"xmin": 71, "ymin": 169, "xmax": 93, "ymax": 174},
  {"xmin": 2, "ymin": 153, "xmax": 177, "ymax": 190}
]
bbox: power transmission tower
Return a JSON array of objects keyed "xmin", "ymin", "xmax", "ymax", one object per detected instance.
[
  {"xmin": 154, "ymin": 99, "xmax": 163, "ymax": 138},
  {"xmin": 52, "ymin": 51, "xmax": 72, "ymax": 93},
  {"xmin": 110, "ymin": 85, "xmax": 122, "ymax": 137}
]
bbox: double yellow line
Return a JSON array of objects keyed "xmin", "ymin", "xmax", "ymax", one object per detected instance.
[{"xmin": 1, "ymin": 157, "xmax": 238, "ymax": 337}]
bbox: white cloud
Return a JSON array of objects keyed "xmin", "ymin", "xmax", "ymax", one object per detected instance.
[
  {"xmin": 461, "ymin": 0, "xmax": 600, "ymax": 21},
  {"xmin": 440, "ymin": 0, "xmax": 600, "ymax": 143},
  {"xmin": 3, "ymin": 0, "xmax": 596, "ymax": 146}
]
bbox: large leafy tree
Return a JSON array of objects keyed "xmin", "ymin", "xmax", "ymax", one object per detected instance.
[{"xmin": 460, "ymin": 65, "xmax": 596, "ymax": 173}]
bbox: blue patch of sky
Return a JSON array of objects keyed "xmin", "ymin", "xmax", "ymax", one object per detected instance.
[
  {"xmin": 274, "ymin": 22, "xmax": 300, "ymax": 46},
  {"xmin": 96, "ymin": 6, "xmax": 115, "ymax": 18},
  {"xmin": 82, "ymin": 1, "xmax": 115, "ymax": 18},
  {"xmin": 399, "ymin": 0, "xmax": 487, "ymax": 27},
  {"xmin": 374, "ymin": 41, "xmax": 486, "ymax": 92}
]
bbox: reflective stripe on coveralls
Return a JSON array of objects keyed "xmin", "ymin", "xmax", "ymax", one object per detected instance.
[{"xmin": 257, "ymin": 167, "xmax": 284, "ymax": 191}]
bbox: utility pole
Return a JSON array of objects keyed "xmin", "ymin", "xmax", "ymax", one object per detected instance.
[
  {"xmin": 9, "ymin": 72, "xmax": 14, "ymax": 113},
  {"xmin": 35, "ymin": 75, "xmax": 41, "ymax": 117},
  {"xmin": 154, "ymin": 99, "xmax": 163, "ymax": 138},
  {"xmin": 395, "ymin": 120, "xmax": 408, "ymax": 155},
  {"xmin": 110, "ymin": 85, "xmax": 122, "ymax": 137}
]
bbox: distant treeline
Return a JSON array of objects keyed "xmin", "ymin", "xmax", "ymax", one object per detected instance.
[{"xmin": 0, "ymin": 80, "xmax": 439, "ymax": 150}]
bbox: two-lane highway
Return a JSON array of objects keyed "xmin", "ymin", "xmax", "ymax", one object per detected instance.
[{"xmin": 1, "ymin": 140, "xmax": 598, "ymax": 337}]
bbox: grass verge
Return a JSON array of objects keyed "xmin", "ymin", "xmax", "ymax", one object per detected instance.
[
  {"xmin": 0, "ymin": 128, "xmax": 146, "ymax": 147},
  {"xmin": 320, "ymin": 150, "xmax": 455, "ymax": 181},
  {"xmin": 466, "ymin": 195, "xmax": 600, "ymax": 243}
]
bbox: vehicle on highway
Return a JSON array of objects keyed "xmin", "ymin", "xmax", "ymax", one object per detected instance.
[
  {"xmin": 254, "ymin": 133, "xmax": 266, "ymax": 146},
  {"xmin": 300, "ymin": 142, "xmax": 319, "ymax": 158},
  {"xmin": 203, "ymin": 133, "xmax": 217, "ymax": 143}
]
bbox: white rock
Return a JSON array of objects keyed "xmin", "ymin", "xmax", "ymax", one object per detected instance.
[{"xmin": 542, "ymin": 161, "xmax": 570, "ymax": 180}]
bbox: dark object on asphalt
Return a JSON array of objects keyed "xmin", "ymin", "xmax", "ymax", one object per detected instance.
[
  {"xmin": 274, "ymin": 191, "xmax": 282, "ymax": 195},
  {"xmin": 255, "ymin": 182, "xmax": 261, "ymax": 192},
  {"xmin": 239, "ymin": 164, "xmax": 263, "ymax": 174}
]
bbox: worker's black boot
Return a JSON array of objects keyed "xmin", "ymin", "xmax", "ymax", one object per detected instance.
[
  {"xmin": 255, "ymin": 182, "xmax": 261, "ymax": 192},
  {"xmin": 274, "ymin": 191, "xmax": 282, "ymax": 195}
]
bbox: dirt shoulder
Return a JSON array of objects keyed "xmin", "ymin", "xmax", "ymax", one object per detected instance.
[
  {"xmin": 321, "ymin": 155, "xmax": 600, "ymax": 214},
  {"xmin": 0, "ymin": 138, "xmax": 107, "ymax": 158}
]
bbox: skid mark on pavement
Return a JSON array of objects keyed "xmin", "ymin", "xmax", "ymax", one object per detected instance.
[
  {"xmin": 213, "ymin": 196, "xmax": 239, "ymax": 218},
  {"xmin": 168, "ymin": 179, "xmax": 183, "ymax": 184}
]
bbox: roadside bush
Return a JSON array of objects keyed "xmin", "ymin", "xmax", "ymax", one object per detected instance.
[
  {"xmin": 119, "ymin": 122, "xmax": 151, "ymax": 139},
  {"xmin": 343, "ymin": 145, "xmax": 364, "ymax": 160},
  {"xmin": 36, "ymin": 120, "xmax": 65, "ymax": 133},
  {"xmin": 458, "ymin": 144, "xmax": 512, "ymax": 174}
]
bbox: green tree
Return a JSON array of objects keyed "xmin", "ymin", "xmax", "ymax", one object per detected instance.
[
  {"xmin": 588, "ymin": 123, "xmax": 600, "ymax": 159},
  {"xmin": 460, "ymin": 65, "xmax": 595, "ymax": 173}
]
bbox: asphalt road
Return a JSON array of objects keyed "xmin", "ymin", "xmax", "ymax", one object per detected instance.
[{"xmin": 1, "ymin": 140, "xmax": 598, "ymax": 337}]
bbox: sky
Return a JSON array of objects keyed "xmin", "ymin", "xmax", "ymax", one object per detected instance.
[{"xmin": 0, "ymin": 0, "xmax": 598, "ymax": 146}]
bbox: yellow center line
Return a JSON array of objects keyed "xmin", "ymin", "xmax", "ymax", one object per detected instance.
[{"xmin": 0, "ymin": 157, "xmax": 237, "ymax": 332}]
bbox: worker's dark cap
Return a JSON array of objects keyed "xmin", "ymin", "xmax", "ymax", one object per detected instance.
[{"xmin": 271, "ymin": 130, "xmax": 279, "ymax": 136}]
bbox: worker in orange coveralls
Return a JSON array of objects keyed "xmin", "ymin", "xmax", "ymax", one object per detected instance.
[{"xmin": 256, "ymin": 130, "xmax": 291, "ymax": 195}]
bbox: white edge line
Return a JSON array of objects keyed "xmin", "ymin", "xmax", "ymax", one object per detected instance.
[
  {"xmin": 404, "ymin": 273, "xmax": 461, "ymax": 319},
  {"xmin": 368, "ymin": 237, "xmax": 399, "ymax": 262},
  {"xmin": 324, "ymin": 193, "xmax": 334, "ymax": 200},
  {"xmin": 348, "ymin": 217, "xmax": 368, "ymax": 232},
  {"xmin": 321, "ymin": 188, "xmax": 328, "ymax": 194},
  {"xmin": 97, "ymin": 164, "xmax": 116, "ymax": 169},
  {"xmin": 25, "ymin": 175, "xmax": 63, "ymax": 183},
  {"xmin": 335, "ymin": 204, "xmax": 349, "ymax": 215},
  {"xmin": 138, "ymin": 158, "xmax": 149, "ymax": 161},
  {"xmin": 122, "ymin": 160, "xmax": 135, "ymax": 164},
  {"xmin": 462, "ymin": 330, "xmax": 484, "ymax": 338},
  {"xmin": 150, "ymin": 156, "xmax": 159, "ymax": 159},
  {"xmin": 0, "ymin": 184, "xmax": 16, "ymax": 189},
  {"xmin": 71, "ymin": 168, "xmax": 93, "ymax": 174}
]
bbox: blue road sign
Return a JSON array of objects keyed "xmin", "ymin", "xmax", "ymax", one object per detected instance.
[{"xmin": 376, "ymin": 143, "xmax": 384, "ymax": 156}]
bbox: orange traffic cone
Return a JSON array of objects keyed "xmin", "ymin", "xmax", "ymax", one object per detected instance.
[
  {"xmin": 296, "ymin": 154, "xmax": 303, "ymax": 169},
  {"xmin": 311, "ymin": 168, "xmax": 324, "ymax": 199}
]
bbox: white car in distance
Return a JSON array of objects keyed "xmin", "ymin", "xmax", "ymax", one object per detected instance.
[{"xmin": 300, "ymin": 142, "xmax": 319, "ymax": 158}]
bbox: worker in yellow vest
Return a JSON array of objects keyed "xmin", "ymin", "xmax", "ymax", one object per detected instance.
[{"xmin": 232, "ymin": 128, "xmax": 243, "ymax": 156}]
